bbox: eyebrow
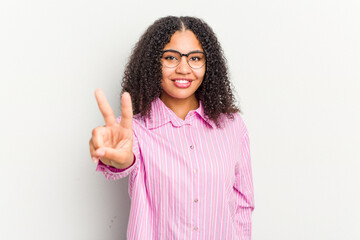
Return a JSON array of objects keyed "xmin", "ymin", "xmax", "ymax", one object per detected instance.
[{"xmin": 162, "ymin": 49, "xmax": 204, "ymax": 52}]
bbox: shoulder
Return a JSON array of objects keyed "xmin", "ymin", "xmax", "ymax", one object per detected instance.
[
  {"xmin": 215, "ymin": 112, "xmax": 249, "ymax": 140},
  {"xmin": 218, "ymin": 112, "xmax": 245, "ymax": 129}
]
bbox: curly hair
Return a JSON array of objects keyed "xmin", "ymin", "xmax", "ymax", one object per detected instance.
[{"xmin": 121, "ymin": 16, "xmax": 240, "ymax": 127}]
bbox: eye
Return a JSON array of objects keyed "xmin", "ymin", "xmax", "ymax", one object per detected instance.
[
  {"xmin": 164, "ymin": 55, "xmax": 178, "ymax": 61},
  {"xmin": 189, "ymin": 53, "xmax": 205, "ymax": 62},
  {"xmin": 162, "ymin": 51, "xmax": 180, "ymax": 61},
  {"xmin": 190, "ymin": 56, "xmax": 201, "ymax": 61}
]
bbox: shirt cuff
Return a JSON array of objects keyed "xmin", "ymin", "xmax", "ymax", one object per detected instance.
[
  {"xmin": 97, "ymin": 157, "xmax": 135, "ymax": 172},
  {"xmin": 96, "ymin": 155, "xmax": 138, "ymax": 180}
]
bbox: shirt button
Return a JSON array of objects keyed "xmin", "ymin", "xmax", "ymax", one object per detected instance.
[
  {"xmin": 194, "ymin": 198, "xmax": 199, "ymax": 203},
  {"xmin": 190, "ymin": 145, "xmax": 194, "ymax": 149},
  {"xmin": 194, "ymin": 168, "xmax": 198, "ymax": 174},
  {"xmin": 194, "ymin": 226, "xmax": 198, "ymax": 231}
]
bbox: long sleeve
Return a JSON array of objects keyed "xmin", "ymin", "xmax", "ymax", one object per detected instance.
[{"xmin": 233, "ymin": 125, "xmax": 254, "ymax": 239}]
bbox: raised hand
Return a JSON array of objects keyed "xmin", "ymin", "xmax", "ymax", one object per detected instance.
[{"xmin": 89, "ymin": 89, "xmax": 134, "ymax": 169}]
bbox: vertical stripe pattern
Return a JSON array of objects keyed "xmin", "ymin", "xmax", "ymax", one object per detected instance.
[{"xmin": 97, "ymin": 98, "xmax": 254, "ymax": 240}]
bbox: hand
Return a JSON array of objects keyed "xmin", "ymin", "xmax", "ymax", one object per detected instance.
[{"xmin": 89, "ymin": 89, "xmax": 134, "ymax": 169}]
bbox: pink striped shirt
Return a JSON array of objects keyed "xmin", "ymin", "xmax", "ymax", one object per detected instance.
[{"xmin": 97, "ymin": 98, "xmax": 254, "ymax": 240}]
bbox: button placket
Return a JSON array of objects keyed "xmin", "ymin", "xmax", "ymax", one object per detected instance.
[{"xmin": 185, "ymin": 121, "xmax": 200, "ymax": 235}]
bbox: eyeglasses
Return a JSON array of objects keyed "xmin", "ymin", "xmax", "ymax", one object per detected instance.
[{"xmin": 161, "ymin": 50, "xmax": 206, "ymax": 69}]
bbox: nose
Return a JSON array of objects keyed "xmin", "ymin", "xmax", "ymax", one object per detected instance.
[{"xmin": 175, "ymin": 56, "xmax": 192, "ymax": 74}]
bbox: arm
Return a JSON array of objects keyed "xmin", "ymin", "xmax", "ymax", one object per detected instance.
[{"xmin": 233, "ymin": 126, "xmax": 254, "ymax": 239}]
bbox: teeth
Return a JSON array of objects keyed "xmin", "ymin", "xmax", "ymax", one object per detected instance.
[{"xmin": 175, "ymin": 80, "xmax": 189, "ymax": 83}]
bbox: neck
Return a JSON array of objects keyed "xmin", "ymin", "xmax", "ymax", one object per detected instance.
[{"xmin": 160, "ymin": 94, "xmax": 199, "ymax": 120}]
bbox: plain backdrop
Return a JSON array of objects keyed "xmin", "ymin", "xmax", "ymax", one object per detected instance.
[{"xmin": 1, "ymin": 0, "xmax": 359, "ymax": 239}]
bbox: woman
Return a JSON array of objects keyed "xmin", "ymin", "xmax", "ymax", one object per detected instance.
[{"xmin": 89, "ymin": 16, "xmax": 254, "ymax": 239}]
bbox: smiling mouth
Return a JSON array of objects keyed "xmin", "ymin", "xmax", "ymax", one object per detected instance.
[
  {"xmin": 174, "ymin": 79, "xmax": 191, "ymax": 83},
  {"xmin": 172, "ymin": 79, "xmax": 192, "ymax": 88}
]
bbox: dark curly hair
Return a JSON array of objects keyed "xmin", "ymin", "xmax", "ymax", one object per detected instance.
[{"xmin": 121, "ymin": 16, "xmax": 240, "ymax": 127}]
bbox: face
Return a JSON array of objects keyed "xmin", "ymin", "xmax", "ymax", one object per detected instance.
[{"xmin": 160, "ymin": 30, "xmax": 206, "ymax": 105}]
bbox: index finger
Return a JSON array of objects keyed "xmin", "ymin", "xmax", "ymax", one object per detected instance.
[
  {"xmin": 120, "ymin": 92, "xmax": 133, "ymax": 129},
  {"xmin": 94, "ymin": 89, "xmax": 117, "ymax": 126}
]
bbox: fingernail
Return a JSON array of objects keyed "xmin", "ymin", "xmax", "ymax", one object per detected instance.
[
  {"xmin": 96, "ymin": 149, "xmax": 105, "ymax": 157},
  {"xmin": 92, "ymin": 157, "xmax": 99, "ymax": 163}
]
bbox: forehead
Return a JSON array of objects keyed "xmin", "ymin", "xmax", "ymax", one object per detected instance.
[{"xmin": 163, "ymin": 30, "xmax": 203, "ymax": 52}]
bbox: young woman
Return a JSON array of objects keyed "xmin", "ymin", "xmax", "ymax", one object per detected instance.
[{"xmin": 89, "ymin": 16, "xmax": 254, "ymax": 239}]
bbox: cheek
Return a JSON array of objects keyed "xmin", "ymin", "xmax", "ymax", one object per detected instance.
[
  {"xmin": 194, "ymin": 68, "xmax": 206, "ymax": 80},
  {"xmin": 161, "ymin": 67, "xmax": 172, "ymax": 80}
]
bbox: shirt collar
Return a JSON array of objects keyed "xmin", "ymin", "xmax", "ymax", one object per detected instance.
[{"xmin": 145, "ymin": 98, "xmax": 216, "ymax": 129}]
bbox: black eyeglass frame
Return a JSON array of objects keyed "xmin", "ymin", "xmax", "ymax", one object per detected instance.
[{"xmin": 160, "ymin": 50, "xmax": 206, "ymax": 69}]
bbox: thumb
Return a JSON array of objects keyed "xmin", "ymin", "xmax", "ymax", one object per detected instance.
[{"xmin": 96, "ymin": 147, "xmax": 134, "ymax": 167}]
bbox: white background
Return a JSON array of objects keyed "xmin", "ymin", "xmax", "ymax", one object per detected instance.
[{"xmin": 1, "ymin": 0, "xmax": 359, "ymax": 239}]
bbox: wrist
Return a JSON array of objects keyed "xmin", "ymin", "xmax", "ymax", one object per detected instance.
[{"xmin": 105, "ymin": 154, "xmax": 135, "ymax": 171}]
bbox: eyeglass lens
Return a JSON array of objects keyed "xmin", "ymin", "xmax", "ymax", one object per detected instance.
[{"xmin": 162, "ymin": 51, "xmax": 205, "ymax": 69}]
